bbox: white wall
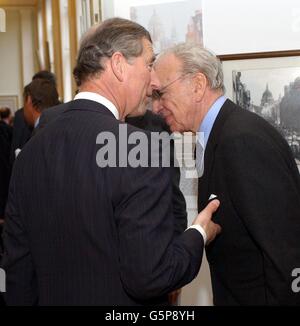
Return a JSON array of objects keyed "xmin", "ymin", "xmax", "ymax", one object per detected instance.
[
  {"xmin": 104, "ymin": 0, "xmax": 300, "ymax": 55},
  {"xmin": 0, "ymin": 7, "xmax": 6, "ymax": 32},
  {"xmin": 20, "ymin": 9, "xmax": 36, "ymax": 86},
  {"xmin": 204, "ymin": 0, "xmax": 300, "ymax": 54},
  {"xmin": 0, "ymin": 10, "xmax": 22, "ymax": 111},
  {"xmin": 0, "ymin": 8, "xmax": 37, "ymax": 111},
  {"xmin": 60, "ymin": 0, "xmax": 72, "ymax": 102}
]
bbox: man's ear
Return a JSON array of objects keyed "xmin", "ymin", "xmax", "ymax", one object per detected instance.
[
  {"xmin": 193, "ymin": 73, "xmax": 207, "ymax": 102},
  {"xmin": 24, "ymin": 95, "xmax": 33, "ymax": 108},
  {"xmin": 24, "ymin": 94, "xmax": 30, "ymax": 105},
  {"xmin": 110, "ymin": 52, "xmax": 126, "ymax": 82},
  {"xmin": 26, "ymin": 95, "xmax": 41, "ymax": 113}
]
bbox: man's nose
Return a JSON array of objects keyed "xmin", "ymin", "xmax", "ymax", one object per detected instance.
[{"xmin": 150, "ymin": 69, "xmax": 161, "ymax": 91}]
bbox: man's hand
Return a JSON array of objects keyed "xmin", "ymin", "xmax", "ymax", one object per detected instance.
[
  {"xmin": 192, "ymin": 199, "xmax": 221, "ymax": 245},
  {"xmin": 0, "ymin": 218, "xmax": 4, "ymax": 226}
]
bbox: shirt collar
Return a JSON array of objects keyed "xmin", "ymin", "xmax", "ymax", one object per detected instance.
[
  {"xmin": 74, "ymin": 92, "xmax": 119, "ymax": 120},
  {"xmin": 199, "ymin": 95, "xmax": 226, "ymax": 149},
  {"xmin": 34, "ymin": 116, "xmax": 40, "ymax": 129}
]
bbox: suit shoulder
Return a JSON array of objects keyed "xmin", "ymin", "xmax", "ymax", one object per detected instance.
[
  {"xmin": 221, "ymin": 104, "xmax": 282, "ymax": 140},
  {"xmin": 13, "ymin": 108, "xmax": 25, "ymax": 124},
  {"xmin": 14, "ymin": 108, "xmax": 24, "ymax": 117},
  {"xmin": 217, "ymin": 105, "xmax": 293, "ymax": 161},
  {"xmin": 42, "ymin": 103, "xmax": 67, "ymax": 118}
]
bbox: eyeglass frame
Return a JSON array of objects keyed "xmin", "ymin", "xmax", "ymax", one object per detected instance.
[{"xmin": 151, "ymin": 73, "xmax": 193, "ymax": 100}]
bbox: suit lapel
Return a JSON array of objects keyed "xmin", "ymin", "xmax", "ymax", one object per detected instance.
[{"xmin": 198, "ymin": 99, "xmax": 236, "ymax": 210}]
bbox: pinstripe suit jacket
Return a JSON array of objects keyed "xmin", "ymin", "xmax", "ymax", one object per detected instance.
[{"xmin": 2, "ymin": 99, "xmax": 204, "ymax": 305}]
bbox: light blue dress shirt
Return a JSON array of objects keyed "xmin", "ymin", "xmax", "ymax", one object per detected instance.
[
  {"xmin": 194, "ymin": 96, "xmax": 226, "ymax": 177},
  {"xmin": 199, "ymin": 95, "xmax": 226, "ymax": 150}
]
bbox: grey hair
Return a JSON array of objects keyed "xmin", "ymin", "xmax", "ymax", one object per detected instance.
[
  {"xmin": 159, "ymin": 43, "xmax": 225, "ymax": 93},
  {"xmin": 73, "ymin": 17, "xmax": 152, "ymax": 86}
]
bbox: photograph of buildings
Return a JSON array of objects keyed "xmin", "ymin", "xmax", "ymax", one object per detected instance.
[
  {"xmin": 130, "ymin": 0, "xmax": 203, "ymax": 53},
  {"xmin": 233, "ymin": 66, "xmax": 300, "ymax": 171}
]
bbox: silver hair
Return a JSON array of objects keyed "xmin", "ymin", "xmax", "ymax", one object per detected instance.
[
  {"xmin": 158, "ymin": 43, "xmax": 225, "ymax": 93},
  {"xmin": 73, "ymin": 18, "xmax": 152, "ymax": 86}
]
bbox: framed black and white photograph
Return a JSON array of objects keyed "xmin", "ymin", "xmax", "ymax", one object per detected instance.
[{"xmin": 221, "ymin": 51, "xmax": 300, "ymax": 172}]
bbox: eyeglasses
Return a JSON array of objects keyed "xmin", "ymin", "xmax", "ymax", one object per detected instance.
[{"xmin": 152, "ymin": 73, "xmax": 191, "ymax": 100}]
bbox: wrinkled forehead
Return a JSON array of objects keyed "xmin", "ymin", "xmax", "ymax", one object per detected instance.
[{"xmin": 154, "ymin": 53, "xmax": 182, "ymax": 83}]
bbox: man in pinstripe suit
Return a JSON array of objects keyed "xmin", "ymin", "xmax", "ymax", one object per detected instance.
[{"xmin": 2, "ymin": 18, "xmax": 220, "ymax": 305}]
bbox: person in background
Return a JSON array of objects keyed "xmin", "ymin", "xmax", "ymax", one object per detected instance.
[
  {"xmin": 153, "ymin": 42, "xmax": 300, "ymax": 305},
  {"xmin": 0, "ymin": 107, "xmax": 13, "ymax": 304},
  {"xmin": 0, "ymin": 107, "xmax": 13, "ymax": 222},
  {"xmin": 22, "ymin": 79, "xmax": 60, "ymax": 133},
  {"xmin": 32, "ymin": 70, "xmax": 57, "ymax": 88},
  {"xmin": 0, "ymin": 107, "xmax": 12, "ymax": 126},
  {"xmin": 10, "ymin": 71, "xmax": 58, "ymax": 163}
]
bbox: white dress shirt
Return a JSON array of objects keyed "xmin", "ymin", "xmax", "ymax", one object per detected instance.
[{"xmin": 74, "ymin": 92, "xmax": 119, "ymax": 120}]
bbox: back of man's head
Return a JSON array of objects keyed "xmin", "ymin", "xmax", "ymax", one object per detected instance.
[
  {"xmin": 24, "ymin": 79, "xmax": 60, "ymax": 112},
  {"xmin": 0, "ymin": 107, "xmax": 11, "ymax": 120},
  {"xmin": 32, "ymin": 70, "xmax": 57, "ymax": 88},
  {"xmin": 73, "ymin": 17, "xmax": 152, "ymax": 86}
]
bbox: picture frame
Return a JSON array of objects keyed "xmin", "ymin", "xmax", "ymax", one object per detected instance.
[
  {"xmin": 101, "ymin": 0, "xmax": 203, "ymax": 53},
  {"xmin": 0, "ymin": 95, "xmax": 19, "ymax": 114},
  {"xmin": 220, "ymin": 50, "xmax": 300, "ymax": 171}
]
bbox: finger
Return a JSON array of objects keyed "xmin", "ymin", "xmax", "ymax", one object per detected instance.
[
  {"xmin": 214, "ymin": 223, "xmax": 222, "ymax": 235},
  {"xmin": 193, "ymin": 200, "xmax": 220, "ymax": 226},
  {"xmin": 206, "ymin": 223, "xmax": 222, "ymax": 245},
  {"xmin": 203, "ymin": 199, "xmax": 220, "ymax": 216}
]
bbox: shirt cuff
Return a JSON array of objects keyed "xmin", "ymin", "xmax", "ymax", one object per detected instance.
[{"xmin": 187, "ymin": 225, "xmax": 207, "ymax": 245}]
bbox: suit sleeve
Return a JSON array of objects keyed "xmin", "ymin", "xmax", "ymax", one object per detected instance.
[
  {"xmin": 167, "ymin": 136, "xmax": 187, "ymax": 236},
  {"xmin": 220, "ymin": 135, "xmax": 300, "ymax": 305},
  {"xmin": 113, "ymin": 162, "xmax": 204, "ymax": 301},
  {"xmin": 168, "ymin": 126, "xmax": 187, "ymax": 236},
  {"xmin": 2, "ymin": 166, "xmax": 38, "ymax": 305},
  {"xmin": 171, "ymin": 161, "xmax": 187, "ymax": 236}
]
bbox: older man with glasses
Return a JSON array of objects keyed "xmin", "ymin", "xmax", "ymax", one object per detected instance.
[{"xmin": 153, "ymin": 42, "xmax": 300, "ymax": 306}]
